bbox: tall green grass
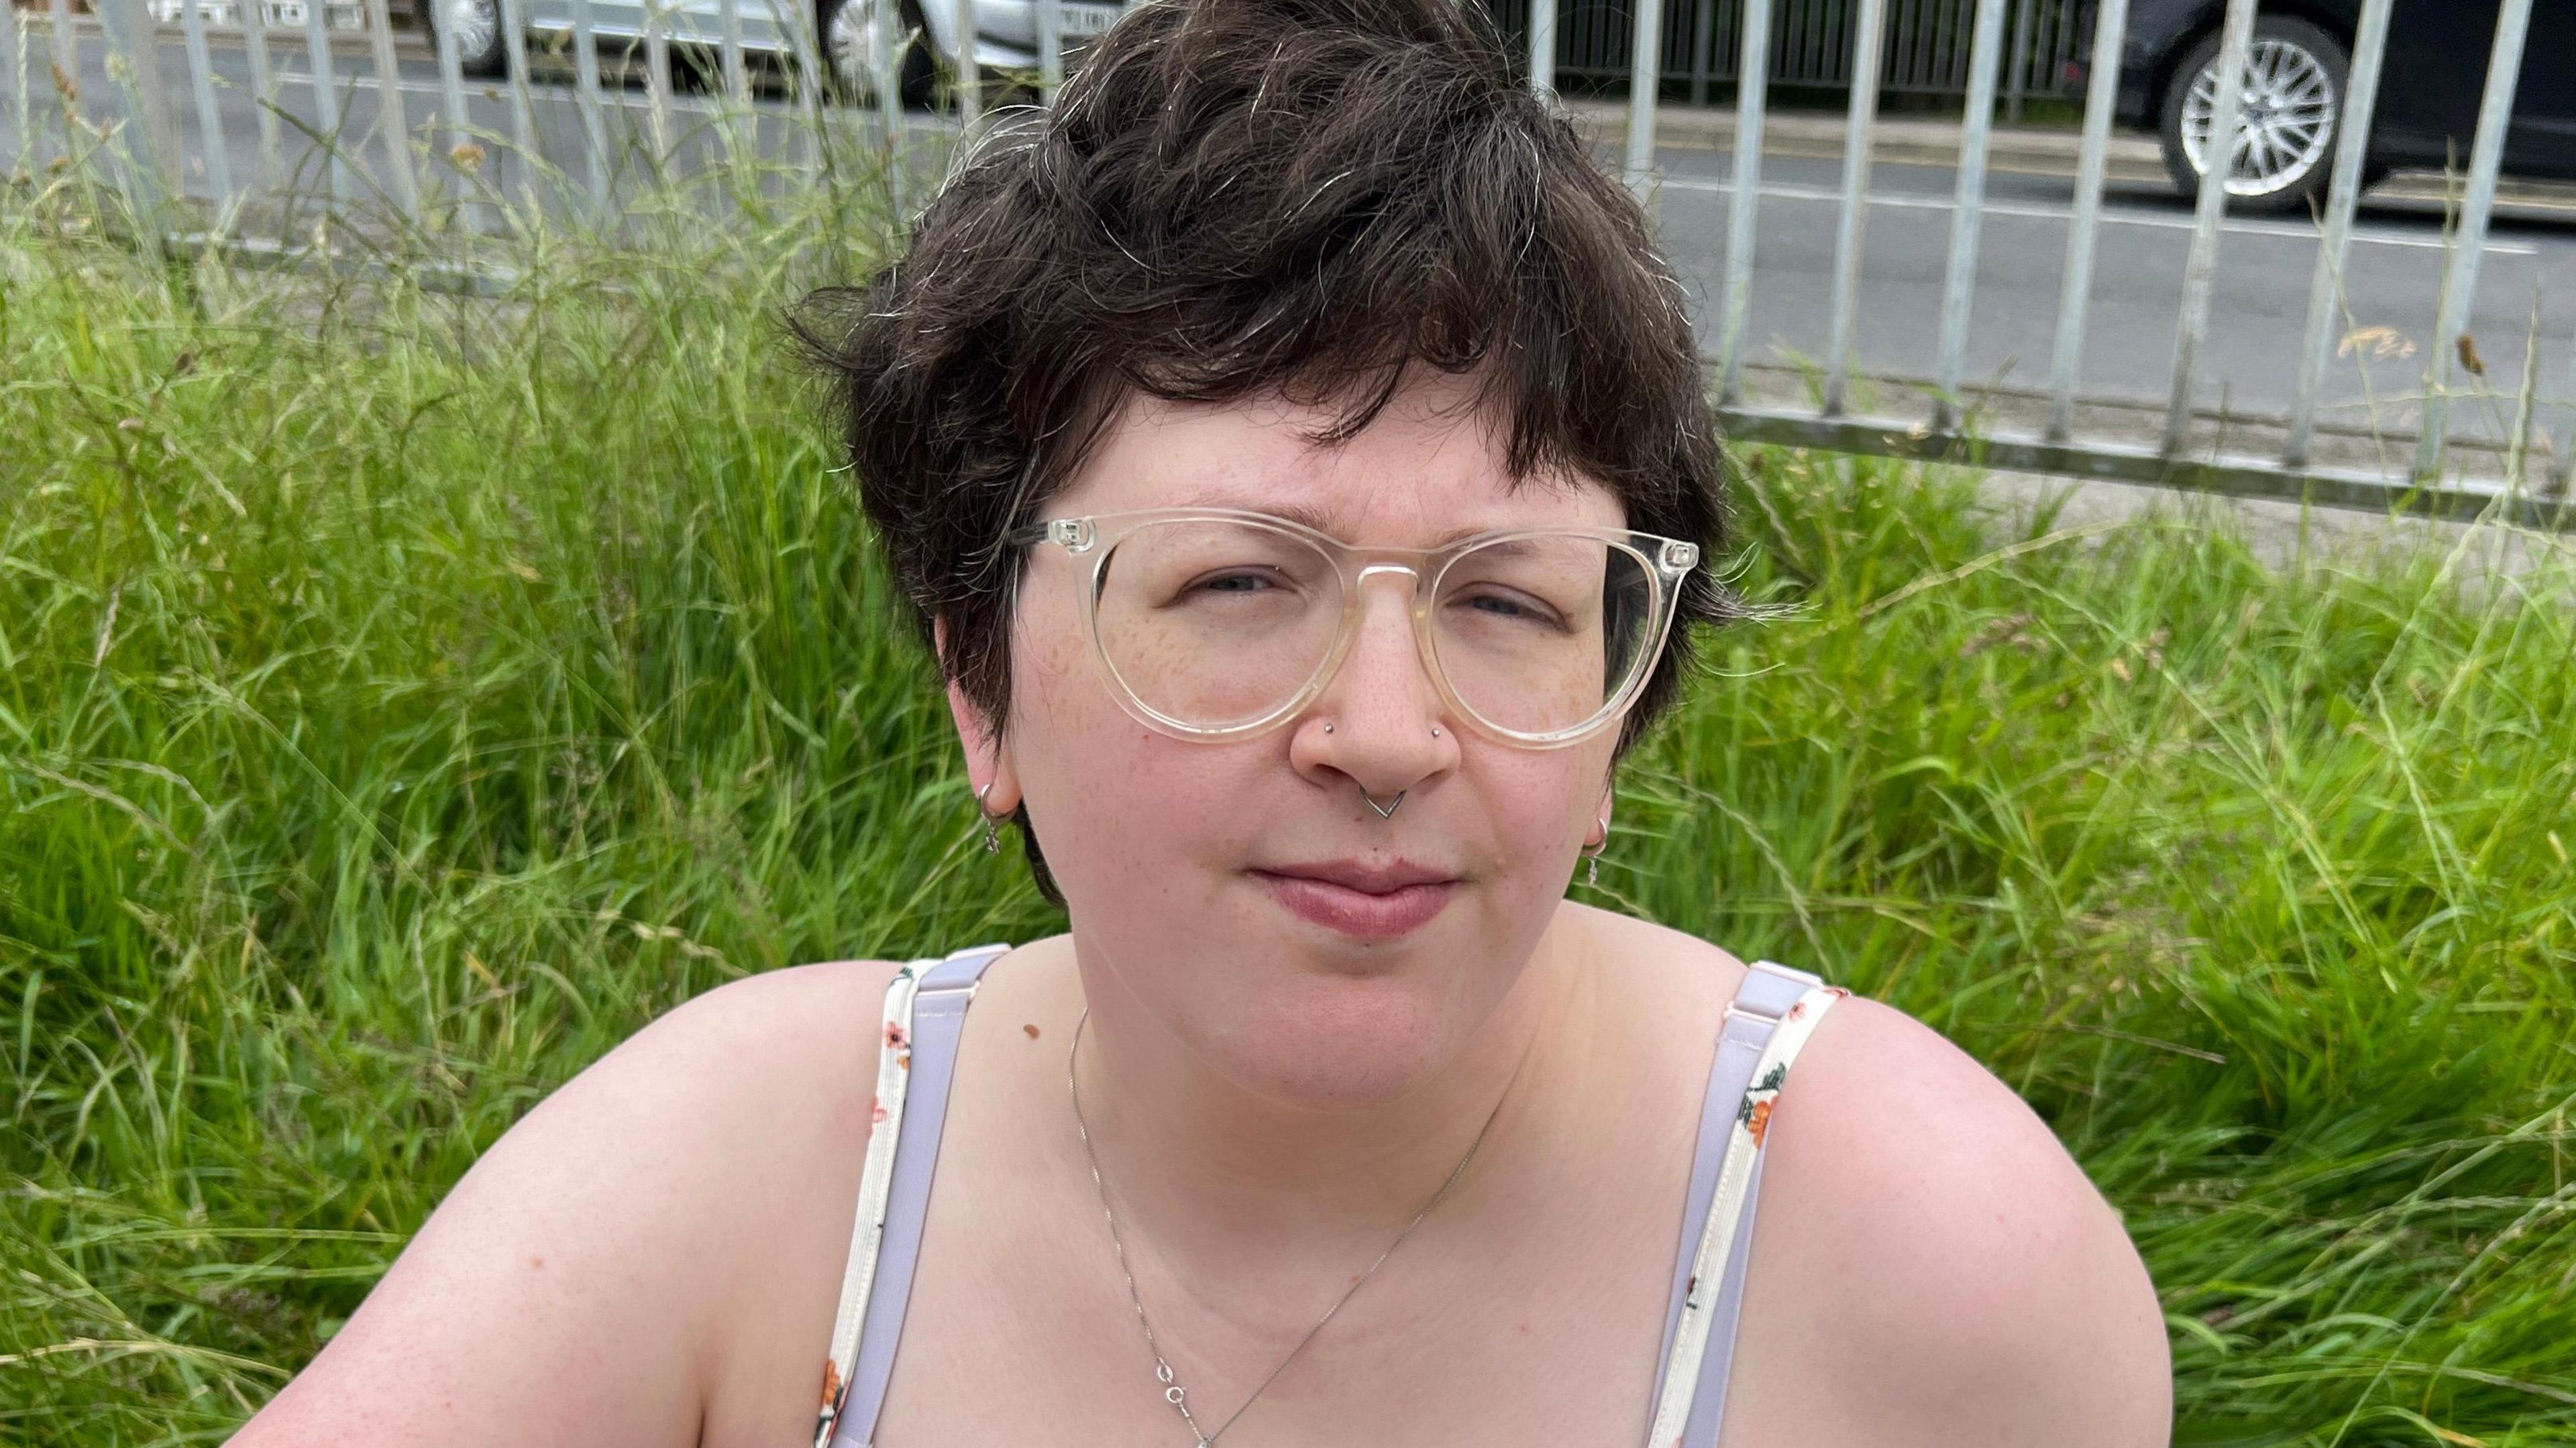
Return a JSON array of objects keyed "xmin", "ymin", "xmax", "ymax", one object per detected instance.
[{"xmin": 3, "ymin": 186, "xmax": 2573, "ymax": 1446}]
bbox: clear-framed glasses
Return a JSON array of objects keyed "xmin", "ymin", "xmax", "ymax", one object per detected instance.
[{"xmin": 1004, "ymin": 506, "xmax": 1702, "ymax": 749}]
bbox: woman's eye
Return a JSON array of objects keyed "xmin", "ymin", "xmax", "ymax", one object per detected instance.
[
  {"xmin": 1454, "ymin": 590, "xmax": 1566, "ymax": 628},
  {"xmin": 1189, "ymin": 570, "xmax": 1282, "ymax": 597}
]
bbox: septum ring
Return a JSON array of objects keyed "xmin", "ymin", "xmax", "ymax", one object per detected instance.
[{"xmin": 1322, "ymin": 720, "xmax": 1440, "ymax": 822}]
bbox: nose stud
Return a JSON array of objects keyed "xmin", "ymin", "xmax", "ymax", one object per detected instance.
[{"xmin": 1318, "ymin": 722, "xmax": 1444, "ymax": 738}]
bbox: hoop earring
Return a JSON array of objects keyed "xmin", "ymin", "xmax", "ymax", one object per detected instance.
[
  {"xmin": 1580, "ymin": 817, "xmax": 1609, "ymax": 887},
  {"xmin": 976, "ymin": 781, "xmax": 1004, "ymax": 854}
]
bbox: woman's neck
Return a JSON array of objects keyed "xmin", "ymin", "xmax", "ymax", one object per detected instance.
[{"xmin": 1056, "ymin": 913, "xmax": 1603, "ymax": 1272}]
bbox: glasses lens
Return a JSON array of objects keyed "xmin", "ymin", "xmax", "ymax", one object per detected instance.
[
  {"xmin": 1430, "ymin": 535, "xmax": 1658, "ymax": 738},
  {"xmin": 1092, "ymin": 519, "xmax": 1343, "ymax": 731}
]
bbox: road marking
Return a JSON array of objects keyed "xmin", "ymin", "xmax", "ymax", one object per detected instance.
[
  {"xmin": 1654, "ymin": 176, "xmax": 2544, "ymax": 257},
  {"xmin": 258, "ymin": 65, "xmax": 805, "ymax": 120}
]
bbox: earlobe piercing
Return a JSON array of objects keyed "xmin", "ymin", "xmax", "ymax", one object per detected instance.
[
  {"xmin": 1580, "ymin": 816, "xmax": 1609, "ymax": 887},
  {"xmin": 976, "ymin": 781, "xmax": 1004, "ymax": 854}
]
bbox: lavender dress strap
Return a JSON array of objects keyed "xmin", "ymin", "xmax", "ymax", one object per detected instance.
[
  {"xmin": 818, "ymin": 941, "xmax": 1012, "ymax": 1448},
  {"xmin": 1646, "ymin": 961, "xmax": 1849, "ymax": 1447}
]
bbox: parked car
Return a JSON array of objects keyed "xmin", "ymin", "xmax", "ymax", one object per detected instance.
[
  {"xmin": 2108, "ymin": 0, "xmax": 2576, "ymax": 213},
  {"xmin": 419, "ymin": 0, "xmax": 1128, "ymax": 105}
]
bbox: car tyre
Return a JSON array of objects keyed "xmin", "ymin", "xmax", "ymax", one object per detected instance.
[
  {"xmin": 820, "ymin": 0, "xmax": 938, "ymax": 109},
  {"xmin": 417, "ymin": 0, "xmax": 509, "ymax": 78},
  {"xmin": 2159, "ymin": 17, "xmax": 2355, "ymax": 216}
]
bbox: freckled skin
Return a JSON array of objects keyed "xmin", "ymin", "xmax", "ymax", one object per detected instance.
[{"xmin": 971, "ymin": 373, "xmax": 1623, "ymax": 1113}]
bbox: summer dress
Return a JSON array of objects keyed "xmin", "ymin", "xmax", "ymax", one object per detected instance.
[{"xmin": 810, "ymin": 944, "xmax": 1849, "ymax": 1448}]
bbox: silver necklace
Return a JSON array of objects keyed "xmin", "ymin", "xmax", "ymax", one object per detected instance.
[{"xmin": 1067, "ymin": 1008, "xmax": 1513, "ymax": 1446}]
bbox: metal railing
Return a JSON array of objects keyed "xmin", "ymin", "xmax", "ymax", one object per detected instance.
[
  {"xmin": 1615, "ymin": 0, "xmax": 2570, "ymax": 524},
  {"xmin": 3, "ymin": 0, "xmax": 967, "ymax": 245},
  {"xmin": 5, "ymin": 0, "xmax": 2569, "ymax": 524}
]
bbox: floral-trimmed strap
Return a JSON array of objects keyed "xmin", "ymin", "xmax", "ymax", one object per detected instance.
[
  {"xmin": 812, "ymin": 959, "xmax": 927, "ymax": 1448},
  {"xmin": 1646, "ymin": 981, "xmax": 1850, "ymax": 1447}
]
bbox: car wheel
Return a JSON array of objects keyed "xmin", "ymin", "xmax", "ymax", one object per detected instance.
[
  {"xmin": 418, "ymin": 0, "xmax": 508, "ymax": 78},
  {"xmin": 819, "ymin": 0, "xmax": 937, "ymax": 109},
  {"xmin": 2159, "ymin": 17, "xmax": 2354, "ymax": 215}
]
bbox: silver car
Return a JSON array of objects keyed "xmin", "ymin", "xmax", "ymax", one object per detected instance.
[{"xmin": 421, "ymin": 0, "xmax": 1128, "ymax": 103}]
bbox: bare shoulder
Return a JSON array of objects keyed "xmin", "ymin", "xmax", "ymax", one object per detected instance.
[
  {"xmin": 231, "ymin": 958, "xmax": 908, "ymax": 1448},
  {"xmin": 1742, "ymin": 992, "xmax": 2174, "ymax": 1448}
]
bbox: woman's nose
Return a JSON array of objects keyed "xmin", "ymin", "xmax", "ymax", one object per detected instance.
[{"xmin": 1289, "ymin": 575, "xmax": 1458, "ymax": 803}]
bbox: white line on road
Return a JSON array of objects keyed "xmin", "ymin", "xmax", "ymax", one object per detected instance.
[
  {"xmin": 1655, "ymin": 176, "xmax": 2543, "ymax": 257},
  {"xmin": 250, "ymin": 66, "xmax": 804, "ymax": 121}
]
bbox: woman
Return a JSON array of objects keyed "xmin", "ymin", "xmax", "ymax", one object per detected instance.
[{"xmin": 231, "ymin": 1, "xmax": 2171, "ymax": 1444}]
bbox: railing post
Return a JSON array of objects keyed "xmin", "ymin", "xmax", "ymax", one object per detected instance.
[
  {"xmin": 2044, "ymin": 0, "xmax": 2127, "ymax": 442},
  {"xmin": 1622, "ymin": 0, "xmax": 1664, "ymax": 200},
  {"xmin": 645, "ymin": 0, "xmax": 674, "ymax": 164},
  {"xmin": 865, "ymin": 0, "xmax": 902, "ymax": 211},
  {"xmin": 719, "ymin": 0, "xmax": 745, "ymax": 104},
  {"xmin": 1688, "ymin": 0, "xmax": 1715, "ymax": 107},
  {"xmin": 568, "ymin": 0, "xmax": 612, "ymax": 218},
  {"xmin": 1819, "ymin": 0, "xmax": 1886, "ymax": 417},
  {"xmin": 178, "ymin": 0, "xmax": 235, "ymax": 213},
  {"xmin": 2161, "ymin": 0, "xmax": 2255, "ymax": 458},
  {"xmin": 239, "ymin": 1, "xmax": 284, "ymax": 193},
  {"xmin": 950, "ymin": 0, "xmax": 977, "ymax": 123},
  {"xmin": 496, "ymin": 0, "xmax": 539, "ymax": 218},
  {"xmin": 2283, "ymin": 0, "xmax": 2393, "ymax": 468},
  {"xmin": 362, "ymin": 0, "xmax": 419, "ymax": 221},
  {"xmin": 5, "ymin": 1, "xmax": 34, "ymax": 176},
  {"xmin": 99, "ymin": 0, "xmax": 180, "ymax": 188},
  {"xmin": 1715, "ymin": 0, "xmax": 1771, "ymax": 407},
  {"xmin": 2004, "ymin": 0, "xmax": 2035, "ymax": 123},
  {"xmin": 301, "ymin": 0, "xmax": 351, "ymax": 207},
  {"xmin": 95, "ymin": 0, "xmax": 180, "ymax": 229},
  {"xmin": 429, "ymin": 0, "xmax": 480, "ymax": 231},
  {"xmin": 1036, "ymin": 0, "xmax": 1061, "ymax": 103},
  {"xmin": 1931, "ymin": 0, "xmax": 2009, "ymax": 434},
  {"xmin": 1528, "ymin": 0, "xmax": 1555, "ymax": 97},
  {"xmin": 2413, "ymin": 0, "xmax": 2534, "ymax": 484},
  {"xmin": 2551, "ymin": 309, "xmax": 2576, "ymax": 499},
  {"xmin": 47, "ymin": 0, "xmax": 72, "ymax": 140},
  {"xmin": 765, "ymin": 0, "xmax": 824, "ymax": 179}
]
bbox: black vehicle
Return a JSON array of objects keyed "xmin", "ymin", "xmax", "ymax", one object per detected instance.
[{"xmin": 2110, "ymin": 1, "xmax": 2576, "ymax": 213}]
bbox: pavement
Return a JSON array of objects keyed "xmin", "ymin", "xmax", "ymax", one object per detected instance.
[{"xmin": 1559, "ymin": 98, "xmax": 2576, "ymax": 219}]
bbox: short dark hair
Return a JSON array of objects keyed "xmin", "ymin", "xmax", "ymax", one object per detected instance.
[{"xmin": 796, "ymin": 0, "xmax": 1739, "ymax": 904}]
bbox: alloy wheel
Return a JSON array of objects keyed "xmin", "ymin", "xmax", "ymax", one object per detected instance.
[
  {"xmin": 2180, "ymin": 37, "xmax": 2338, "ymax": 199},
  {"xmin": 441, "ymin": 0, "xmax": 498, "ymax": 58}
]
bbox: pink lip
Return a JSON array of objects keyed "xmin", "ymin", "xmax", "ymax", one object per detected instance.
[{"xmin": 1251, "ymin": 861, "xmax": 1460, "ymax": 941}]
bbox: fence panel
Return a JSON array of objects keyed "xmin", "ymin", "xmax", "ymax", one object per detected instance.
[
  {"xmin": 3, "ymin": 0, "xmax": 2565, "ymax": 526},
  {"xmin": 1601, "ymin": 0, "xmax": 2567, "ymax": 522}
]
